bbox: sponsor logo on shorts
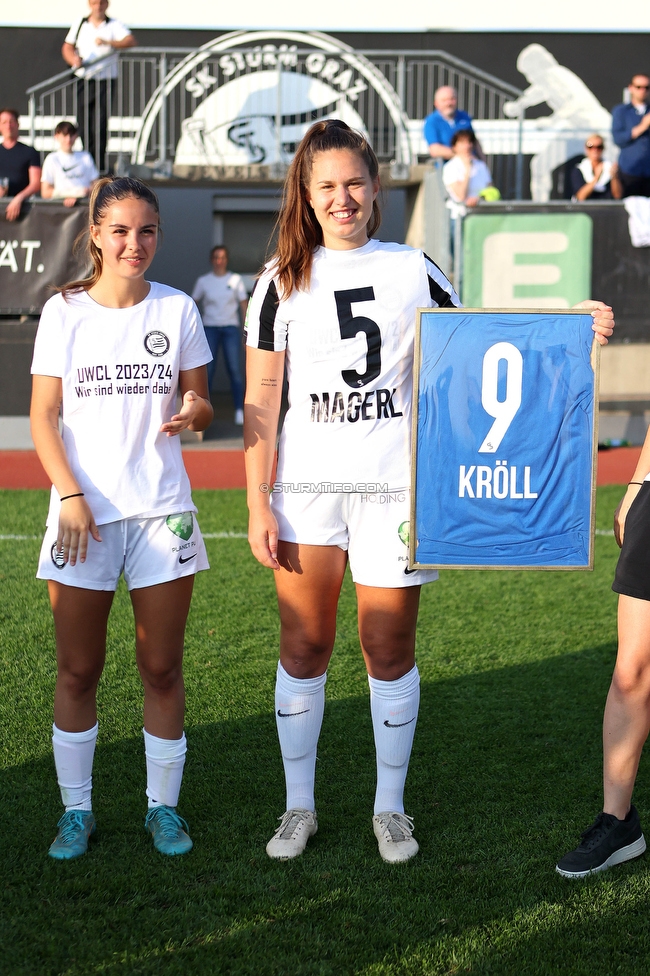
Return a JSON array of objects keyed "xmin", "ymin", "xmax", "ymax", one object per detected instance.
[
  {"xmin": 50, "ymin": 544, "xmax": 66, "ymax": 570},
  {"xmin": 397, "ymin": 521, "xmax": 416, "ymax": 574},
  {"xmin": 179, "ymin": 553, "xmax": 197, "ymax": 564},
  {"xmin": 166, "ymin": 513, "xmax": 194, "ymax": 541},
  {"xmin": 144, "ymin": 331, "xmax": 170, "ymax": 357},
  {"xmin": 360, "ymin": 491, "xmax": 406, "ymax": 504}
]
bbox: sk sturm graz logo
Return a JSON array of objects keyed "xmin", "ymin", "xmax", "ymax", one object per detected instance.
[
  {"xmin": 166, "ymin": 513, "xmax": 194, "ymax": 540},
  {"xmin": 398, "ymin": 521, "xmax": 410, "ymax": 547},
  {"xmin": 144, "ymin": 331, "xmax": 170, "ymax": 357},
  {"xmin": 50, "ymin": 544, "xmax": 66, "ymax": 570},
  {"xmin": 133, "ymin": 31, "xmax": 412, "ymax": 171},
  {"xmin": 175, "ymin": 70, "xmax": 367, "ymax": 167}
]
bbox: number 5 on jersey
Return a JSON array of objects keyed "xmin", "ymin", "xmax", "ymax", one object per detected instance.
[{"xmin": 335, "ymin": 287, "xmax": 381, "ymax": 388}]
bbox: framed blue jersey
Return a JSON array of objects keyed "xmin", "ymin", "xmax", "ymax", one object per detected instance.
[{"xmin": 410, "ymin": 309, "xmax": 599, "ymax": 570}]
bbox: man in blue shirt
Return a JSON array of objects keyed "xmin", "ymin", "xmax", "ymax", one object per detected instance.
[
  {"xmin": 423, "ymin": 86, "xmax": 481, "ymax": 162},
  {"xmin": 612, "ymin": 74, "xmax": 650, "ymax": 197}
]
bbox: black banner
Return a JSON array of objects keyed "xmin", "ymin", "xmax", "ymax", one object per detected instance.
[{"xmin": 0, "ymin": 201, "xmax": 89, "ymax": 314}]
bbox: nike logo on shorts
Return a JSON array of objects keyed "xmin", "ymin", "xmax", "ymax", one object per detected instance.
[
  {"xmin": 179, "ymin": 554, "xmax": 197, "ymax": 564},
  {"xmin": 404, "ymin": 566, "xmax": 415, "ymax": 575},
  {"xmin": 384, "ymin": 717, "xmax": 416, "ymax": 728},
  {"xmin": 277, "ymin": 709, "xmax": 310, "ymax": 717}
]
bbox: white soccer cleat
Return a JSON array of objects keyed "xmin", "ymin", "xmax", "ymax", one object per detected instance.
[
  {"xmin": 266, "ymin": 808, "xmax": 318, "ymax": 859},
  {"xmin": 372, "ymin": 812, "xmax": 419, "ymax": 863}
]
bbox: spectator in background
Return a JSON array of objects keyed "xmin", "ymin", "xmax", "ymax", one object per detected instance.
[
  {"xmin": 612, "ymin": 74, "xmax": 650, "ymax": 198},
  {"xmin": 442, "ymin": 129, "xmax": 494, "ymax": 213},
  {"xmin": 192, "ymin": 246, "xmax": 248, "ymax": 426},
  {"xmin": 0, "ymin": 108, "xmax": 41, "ymax": 222},
  {"xmin": 61, "ymin": 0, "xmax": 135, "ymax": 171},
  {"xmin": 570, "ymin": 134, "xmax": 622, "ymax": 201},
  {"xmin": 41, "ymin": 121, "xmax": 99, "ymax": 207},
  {"xmin": 424, "ymin": 86, "xmax": 484, "ymax": 162}
]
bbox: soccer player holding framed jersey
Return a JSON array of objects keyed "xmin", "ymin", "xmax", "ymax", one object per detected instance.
[
  {"xmin": 245, "ymin": 119, "xmax": 615, "ymax": 865},
  {"xmin": 30, "ymin": 177, "xmax": 213, "ymax": 860}
]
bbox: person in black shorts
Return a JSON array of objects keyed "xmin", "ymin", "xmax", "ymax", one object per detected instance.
[{"xmin": 556, "ymin": 430, "xmax": 650, "ymax": 877}]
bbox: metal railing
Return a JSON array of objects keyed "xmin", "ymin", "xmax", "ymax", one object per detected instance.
[{"xmin": 26, "ymin": 45, "xmax": 526, "ymax": 195}]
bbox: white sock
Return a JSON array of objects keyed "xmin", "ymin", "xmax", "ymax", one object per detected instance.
[
  {"xmin": 143, "ymin": 729, "xmax": 187, "ymax": 808},
  {"xmin": 369, "ymin": 665, "xmax": 420, "ymax": 815},
  {"xmin": 275, "ymin": 662, "xmax": 326, "ymax": 812},
  {"xmin": 52, "ymin": 722, "xmax": 98, "ymax": 812}
]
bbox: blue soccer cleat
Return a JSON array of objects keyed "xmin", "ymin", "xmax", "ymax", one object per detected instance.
[
  {"xmin": 144, "ymin": 805, "xmax": 193, "ymax": 855},
  {"xmin": 48, "ymin": 809, "xmax": 96, "ymax": 860}
]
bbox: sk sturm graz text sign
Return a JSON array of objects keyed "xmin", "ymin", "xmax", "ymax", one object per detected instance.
[{"xmin": 133, "ymin": 30, "xmax": 411, "ymax": 171}]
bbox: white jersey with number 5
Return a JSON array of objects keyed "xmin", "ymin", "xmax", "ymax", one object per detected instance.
[{"xmin": 245, "ymin": 239, "xmax": 460, "ymax": 489}]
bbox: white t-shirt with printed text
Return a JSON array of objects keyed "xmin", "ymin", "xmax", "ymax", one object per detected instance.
[
  {"xmin": 31, "ymin": 283, "xmax": 211, "ymax": 527},
  {"xmin": 41, "ymin": 150, "xmax": 98, "ymax": 198},
  {"xmin": 245, "ymin": 239, "xmax": 460, "ymax": 490},
  {"xmin": 192, "ymin": 271, "xmax": 248, "ymax": 326}
]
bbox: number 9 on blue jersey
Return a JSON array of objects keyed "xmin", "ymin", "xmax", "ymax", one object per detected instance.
[{"xmin": 410, "ymin": 309, "xmax": 598, "ymax": 569}]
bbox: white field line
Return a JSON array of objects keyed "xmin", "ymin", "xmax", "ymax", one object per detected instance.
[
  {"xmin": 1, "ymin": 530, "xmax": 613, "ymax": 540},
  {"xmin": 0, "ymin": 532, "xmax": 248, "ymax": 540}
]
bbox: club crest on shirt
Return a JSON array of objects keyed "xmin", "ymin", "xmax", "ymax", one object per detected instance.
[
  {"xmin": 144, "ymin": 331, "xmax": 170, "ymax": 357},
  {"xmin": 50, "ymin": 543, "xmax": 66, "ymax": 570},
  {"xmin": 398, "ymin": 521, "xmax": 410, "ymax": 547},
  {"xmin": 166, "ymin": 513, "xmax": 194, "ymax": 541}
]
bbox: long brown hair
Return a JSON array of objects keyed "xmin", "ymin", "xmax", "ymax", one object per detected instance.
[
  {"xmin": 62, "ymin": 176, "xmax": 161, "ymax": 296},
  {"xmin": 272, "ymin": 120, "xmax": 381, "ymax": 298}
]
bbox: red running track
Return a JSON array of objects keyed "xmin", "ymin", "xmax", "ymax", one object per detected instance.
[
  {"xmin": 0, "ymin": 447, "xmax": 642, "ymax": 490},
  {"xmin": 0, "ymin": 450, "xmax": 246, "ymax": 490}
]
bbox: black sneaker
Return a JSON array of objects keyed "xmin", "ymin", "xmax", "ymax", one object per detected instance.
[{"xmin": 556, "ymin": 805, "xmax": 646, "ymax": 878}]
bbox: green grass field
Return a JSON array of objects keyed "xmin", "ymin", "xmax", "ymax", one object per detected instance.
[{"xmin": 2, "ymin": 486, "xmax": 650, "ymax": 976}]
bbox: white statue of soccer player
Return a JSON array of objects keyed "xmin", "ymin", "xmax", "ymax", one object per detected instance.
[{"xmin": 504, "ymin": 44, "xmax": 612, "ymax": 201}]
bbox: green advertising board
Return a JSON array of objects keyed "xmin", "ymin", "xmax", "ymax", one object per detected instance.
[{"xmin": 462, "ymin": 212, "xmax": 592, "ymax": 309}]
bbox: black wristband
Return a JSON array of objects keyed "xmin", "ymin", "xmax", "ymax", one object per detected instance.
[{"xmin": 59, "ymin": 492, "xmax": 85, "ymax": 501}]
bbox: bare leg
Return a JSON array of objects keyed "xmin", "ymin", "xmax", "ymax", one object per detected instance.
[
  {"xmin": 603, "ymin": 594, "xmax": 650, "ymax": 819},
  {"xmin": 356, "ymin": 583, "xmax": 420, "ymax": 679},
  {"xmin": 49, "ymin": 581, "xmax": 113, "ymax": 731},
  {"xmin": 131, "ymin": 576, "xmax": 194, "ymax": 739},
  {"xmin": 275, "ymin": 542, "xmax": 348, "ymax": 676},
  {"xmin": 356, "ymin": 584, "xmax": 422, "ymax": 856},
  {"xmin": 266, "ymin": 543, "xmax": 347, "ymax": 836}
]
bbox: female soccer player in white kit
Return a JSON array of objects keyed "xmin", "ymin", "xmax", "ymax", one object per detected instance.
[
  {"xmin": 30, "ymin": 176, "xmax": 213, "ymax": 860},
  {"xmin": 245, "ymin": 120, "xmax": 616, "ymax": 863}
]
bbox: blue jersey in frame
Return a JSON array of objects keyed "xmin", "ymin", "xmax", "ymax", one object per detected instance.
[{"xmin": 411, "ymin": 310, "xmax": 597, "ymax": 569}]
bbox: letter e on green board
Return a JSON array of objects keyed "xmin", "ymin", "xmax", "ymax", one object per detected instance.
[{"xmin": 462, "ymin": 213, "xmax": 592, "ymax": 308}]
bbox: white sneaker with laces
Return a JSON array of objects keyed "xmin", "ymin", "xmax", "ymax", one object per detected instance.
[
  {"xmin": 266, "ymin": 808, "xmax": 318, "ymax": 859},
  {"xmin": 372, "ymin": 812, "xmax": 419, "ymax": 863},
  {"xmin": 234, "ymin": 408, "xmax": 244, "ymax": 425}
]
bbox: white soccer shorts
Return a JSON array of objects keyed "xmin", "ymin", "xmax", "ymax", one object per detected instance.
[
  {"xmin": 271, "ymin": 486, "xmax": 438, "ymax": 588},
  {"xmin": 37, "ymin": 512, "xmax": 209, "ymax": 591}
]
